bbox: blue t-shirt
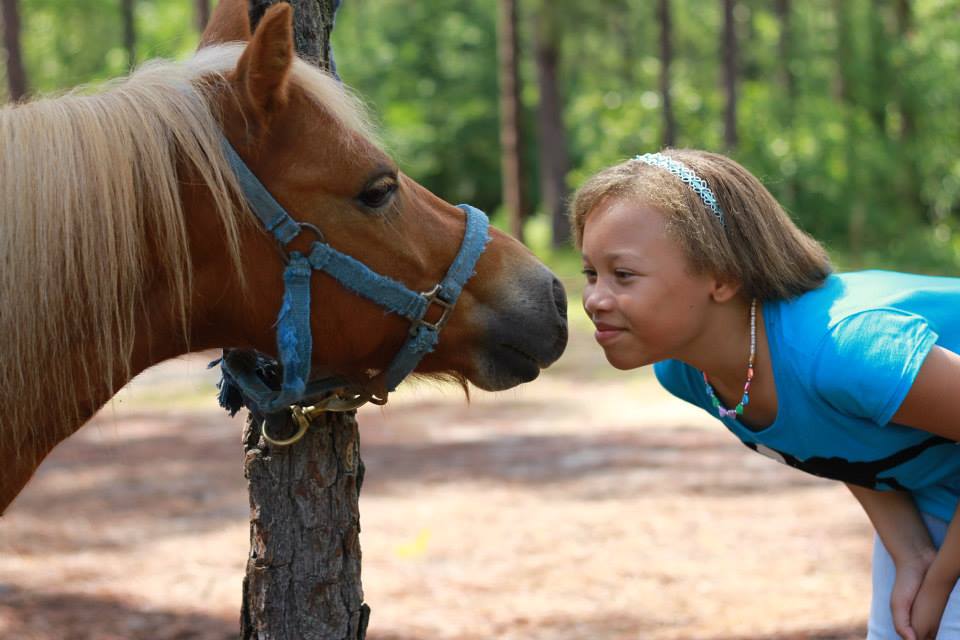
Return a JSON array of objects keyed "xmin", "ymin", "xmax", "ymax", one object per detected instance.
[{"xmin": 654, "ymin": 270, "xmax": 960, "ymax": 521}]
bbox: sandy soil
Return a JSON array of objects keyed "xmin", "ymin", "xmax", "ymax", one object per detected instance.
[{"xmin": 0, "ymin": 322, "xmax": 872, "ymax": 639}]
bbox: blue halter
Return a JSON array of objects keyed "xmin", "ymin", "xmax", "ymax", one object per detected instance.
[{"xmin": 214, "ymin": 135, "xmax": 490, "ymax": 427}]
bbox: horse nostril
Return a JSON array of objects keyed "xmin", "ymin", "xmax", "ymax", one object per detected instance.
[{"xmin": 551, "ymin": 277, "xmax": 567, "ymax": 319}]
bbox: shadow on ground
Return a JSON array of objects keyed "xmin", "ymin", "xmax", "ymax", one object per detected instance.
[{"xmin": 0, "ymin": 585, "xmax": 235, "ymax": 640}]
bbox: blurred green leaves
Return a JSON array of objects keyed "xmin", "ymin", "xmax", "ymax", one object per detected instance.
[{"xmin": 10, "ymin": 0, "xmax": 960, "ymax": 273}]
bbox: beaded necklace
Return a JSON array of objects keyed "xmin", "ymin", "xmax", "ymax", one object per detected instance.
[{"xmin": 703, "ymin": 299, "xmax": 756, "ymax": 419}]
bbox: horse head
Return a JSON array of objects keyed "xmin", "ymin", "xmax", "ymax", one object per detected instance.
[
  {"xmin": 189, "ymin": 0, "xmax": 568, "ymax": 399},
  {"xmin": 0, "ymin": 0, "xmax": 566, "ymax": 513}
]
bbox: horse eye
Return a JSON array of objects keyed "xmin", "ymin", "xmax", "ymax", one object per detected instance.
[{"xmin": 358, "ymin": 179, "xmax": 398, "ymax": 209}]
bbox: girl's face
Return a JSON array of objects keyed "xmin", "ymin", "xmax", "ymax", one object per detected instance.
[{"xmin": 580, "ymin": 197, "xmax": 717, "ymax": 369}]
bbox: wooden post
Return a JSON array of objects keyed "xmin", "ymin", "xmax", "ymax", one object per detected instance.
[
  {"xmin": 240, "ymin": 411, "xmax": 368, "ymax": 639},
  {"xmin": 238, "ymin": 2, "xmax": 368, "ymax": 638}
]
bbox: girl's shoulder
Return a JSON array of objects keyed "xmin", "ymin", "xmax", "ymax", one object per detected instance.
[
  {"xmin": 771, "ymin": 269, "xmax": 960, "ymax": 351},
  {"xmin": 774, "ymin": 270, "xmax": 956, "ymax": 424}
]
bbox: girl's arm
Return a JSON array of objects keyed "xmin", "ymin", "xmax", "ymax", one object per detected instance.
[
  {"xmin": 889, "ymin": 345, "xmax": 960, "ymax": 638},
  {"xmin": 846, "ymin": 483, "xmax": 935, "ymax": 640},
  {"xmin": 846, "ymin": 484, "xmax": 936, "ymax": 564}
]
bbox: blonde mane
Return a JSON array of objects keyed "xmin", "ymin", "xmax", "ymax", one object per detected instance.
[{"xmin": 0, "ymin": 43, "xmax": 377, "ymax": 455}]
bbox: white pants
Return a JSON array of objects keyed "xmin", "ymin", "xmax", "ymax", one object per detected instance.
[{"xmin": 869, "ymin": 512, "xmax": 960, "ymax": 639}]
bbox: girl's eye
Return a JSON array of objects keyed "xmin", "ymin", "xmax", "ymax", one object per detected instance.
[
  {"xmin": 358, "ymin": 178, "xmax": 398, "ymax": 209},
  {"xmin": 581, "ymin": 268, "xmax": 597, "ymax": 280},
  {"xmin": 614, "ymin": 270, "xmax": 634, "ymax": 279}
]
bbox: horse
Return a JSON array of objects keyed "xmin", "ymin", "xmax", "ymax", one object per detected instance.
[{"xmin": 0, "ymin": 0, "xmax": 568, "ymax": 514}]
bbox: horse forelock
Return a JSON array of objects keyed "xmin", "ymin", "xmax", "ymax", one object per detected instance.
[{"xmin": 0, "ymin": 43, "xmax": 378, "ymax": 456}]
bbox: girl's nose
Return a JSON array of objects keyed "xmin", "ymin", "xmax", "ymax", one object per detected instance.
[{"xmin": 583, "ymin": 281, "xmax": 614, "ymax": 317}]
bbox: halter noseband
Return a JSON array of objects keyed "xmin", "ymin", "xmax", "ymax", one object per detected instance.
[{"xmin": 213, "ymin": 135, "xmax": 490, "ymax": 444}]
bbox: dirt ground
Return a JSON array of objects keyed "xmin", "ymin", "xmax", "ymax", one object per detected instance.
[{"xmin": 0, "ymin": 315, "xmax": 873, "ymax": 639}]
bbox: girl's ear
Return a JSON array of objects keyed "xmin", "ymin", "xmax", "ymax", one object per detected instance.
[{"xmin": 709, "ymin": 277, "xmax": 742, "ymax": 304}]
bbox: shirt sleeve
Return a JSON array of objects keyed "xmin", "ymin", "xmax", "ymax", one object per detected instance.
[{"xmin": 812, "ymin": 309, "xmax": 939, "ymax": 425}]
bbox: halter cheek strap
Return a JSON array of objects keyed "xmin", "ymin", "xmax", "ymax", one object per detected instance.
[{"xmin": 214, "ymin": 135, "xmax": 490, "ymax": 421}]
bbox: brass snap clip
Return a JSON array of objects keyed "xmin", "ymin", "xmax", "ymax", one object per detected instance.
[{"xmin": 259, "ymin": 390, "xmax": 379, "ymax": 446}]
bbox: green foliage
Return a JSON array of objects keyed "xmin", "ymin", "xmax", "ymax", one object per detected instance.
[
  {"xmin": 18, "ymin": 0, "xmax": 197, "ymax": 93},
  {"xmin": 9, "ymin": 0, "xmax": 960, "ymax": 272},
  {"xmin": 333, "ymin": 0, "xmax": 503, "ymax": 212}
]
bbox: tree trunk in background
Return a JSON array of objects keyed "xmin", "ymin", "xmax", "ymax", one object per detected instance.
[
  {"xmin": 195, "ymin": 0, "xmax": 211, "ymax": 33},
  {"xmin": 239, "ymin": 2, "xmax": 368, "ymax": 639},
  {"xmin": 250, "ymin": 0, "xmax": 339, "ymax": 73},
  {"xmin": 895, "ymin": 0, "xmax": 915, "ymax": 141},
  {"xmin": 657, "ymin": 0, "xmax": 675, "ymax": 147},
  {"xmin": 867, "ymin": 3, "xmax": 890, "ymax": 134},
  {"xmin": 497, "ymin": 0, "xmax": 527, "ymax": 243},
  {"xmin": 775, "ymin": 0, "xmax": 796, "ymax": 209},
  {"xmin": 609, "ymin": 0, "xmax": 634, "ymax": 87},
  {"xmin": 534, "ymin": 1, "xmax": 570, "ymax": 248},
  {"xmin": 775, "ymin": 0, "xmax": 796, "ymax": 111},
  {"xmin": 834, "ymin": 0, "xmax": 864, "ymax": 266},
  {"xmin": 1, "ymin": 0, "xmax": 27, "ymax": 102},
  {"xmin": 121, "ymin": 0, "xmax": 135, "ymax": 70},
  {"xmin": 894, "ymin": 0, "xmax": 926, "ymax": 222},
  {"xmin": 722, "ymin": 0, "xmax": 738, "ymax": 150}
]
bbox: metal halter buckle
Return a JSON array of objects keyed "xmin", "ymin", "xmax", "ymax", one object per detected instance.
[{"xmin": 411, "ymin": 284, "xmax": 455, "ymax": 335}]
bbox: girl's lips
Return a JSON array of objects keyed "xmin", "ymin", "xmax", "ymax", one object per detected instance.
[
  {"xmin": 593, "ymin": 323, "xmax": 625, "ymax": 345},
  {"xmin": 593, "ymin": 322, "xmax": 621, "ymax": 331}
]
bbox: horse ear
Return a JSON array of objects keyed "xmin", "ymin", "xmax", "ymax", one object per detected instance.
[
  {"xmin": 199, "ymin": 0, "xmax": 252, "ymax": 47},
  {"xmin": 234, "ymin": 3, "xmax": 295, "ymax": 116}
]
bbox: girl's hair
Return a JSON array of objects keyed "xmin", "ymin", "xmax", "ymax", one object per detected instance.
[{"xmin": 569, "ymin": 149, "xmax": 832, "ymax": 301}]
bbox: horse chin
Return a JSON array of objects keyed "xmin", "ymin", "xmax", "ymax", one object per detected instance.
[{"xmin": 467, "ymin": 346, "xmax": 544, "ymax": 392}]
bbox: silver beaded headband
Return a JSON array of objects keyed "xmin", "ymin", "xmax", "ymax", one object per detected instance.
[{"xmin": 634, "ymin": 153, "xmax": 725, "ymax": 227}]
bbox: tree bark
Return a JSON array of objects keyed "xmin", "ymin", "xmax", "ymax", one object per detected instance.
[
  {"xmin": 196, "ymin": 0, "xmax": 211, "ymax": 33},
  {"xmin": 121, "ymin": 0, "xmax": 136, "ymax": 70},
  {"xmin": 1, "ymin": 0, "xmax": 27, "ymax": 102},
  {"xmin": 533, "ymin": 1, "xmax": 570, "ymax": 248},
  {"xmin": 240, "ymin": 411, "xmax": 368, "ymax": 639},
  {"xmin": 834, "ymin": 0, "xmax": 864, "ymax": 265},
  {"xmin": 894, "ymin": 0, "xmax": 915, "ymax": 140},
  {"xmin": 893, "ymin": 0, "xmax": 926, "ymax": 222},
  {"xmin": 774, "ymin": 0, "xmax": 796, "ymax": 209},
  {"xmin": 239, "ymin": 2, "xmax": 367, "ymax": 638},
  {"xmin": 497, "ymin": 0, "xmax": 527, "ymax": 243},
  {"xmin": 249, "ymin": 0, "xmax": 339, "ymax": 72},
  {"xmin": 721, "ymin": 0, "xmax": 738, "ymax": 150},
  {"xmin": 657, "ymin": 0, "xmax": 675, "ymax": 147},
  {"xmin": 775, "ymin": 0, "xmax": 796, "ymax": 110}
]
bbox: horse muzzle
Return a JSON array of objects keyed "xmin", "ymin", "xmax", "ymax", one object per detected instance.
[{"xmin": 469, "ymin": 268, "xmax": 568, "ymax": 391}]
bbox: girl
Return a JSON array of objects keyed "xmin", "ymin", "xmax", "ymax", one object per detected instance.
[{"xmin": 573, "ymin": 149, "xmax": 960, "ymax": 640}]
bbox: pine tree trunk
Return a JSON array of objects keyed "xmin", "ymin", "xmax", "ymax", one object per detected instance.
[
  {"xmin": 239, "ymin": 411, "xmax": 368, "ymax": 639},
  {"xmin": 774, "ymin": 0, "xmax": 796, "ymax": 209},
  {"xmin": 893, "ymin": 0, "xmax": 926, "ymax": 223},
  {"xmin": 834, "ymin": 0, "xmax": 863, "ymax": 266},
  {"xmin": 533, "ymin": 1, "xmax": 570, "ymax": 249},
  {"xmin": 239, "ymin": 2, "xmax": 367, "ymax": 638},
  {"xmin": 657, "ymin": 0, "xmax": 675, "ymax": 148},
  {"xmin": 121, "ymin": 0, "xmax": 136, "ymax": 70},
  {"xmin": 196, "ymin": 0, "xmax": 211, "ymax": 33},
  {"xmin": 722, "ymin": 0, "xmax": 738, "ymax": 150},
  {"xmin": 249, "ymin": 0, "xmax": 339, "ymax": 72},
  {"xmin": 497, "ymin": 0, "xmax": 527, "ymax": 243},
  {"xmin": 1, "ymin": 0, "xmax": 27, "ymax": 102}
]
